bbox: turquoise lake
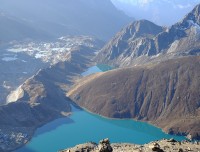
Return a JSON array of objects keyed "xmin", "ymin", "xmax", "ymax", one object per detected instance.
[
  {"xmin": 17, "ymin": 65, "xmax": 185, "ymax": 152},
  {"xmin": 81, "ymin": 64, "xmax": 113, "ymax": 76}
]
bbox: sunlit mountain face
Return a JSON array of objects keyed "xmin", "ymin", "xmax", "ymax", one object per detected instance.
[{"xmin": 111, "ymin": 0, "xmax": 200, "ymax": 26}]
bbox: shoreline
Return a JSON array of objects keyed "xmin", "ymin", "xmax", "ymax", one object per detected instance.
[
  {"xmin": 12, "ymin": 114, "xmax": 70, "ymax": 152},
  {"xmin": 14, "ymin": 103, "xmax": 197, "ymax": 152},
  {"xmin": 73, "ymin": 105, "xmax": 189, "ymax": 140}
]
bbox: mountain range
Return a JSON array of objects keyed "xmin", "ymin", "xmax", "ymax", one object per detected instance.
[
  {"xmin": 0, "ymin": 0, "xmax": 131, "ymax": 41},
  {"xmin": 0, "ymin": 44, "xmax": 99, "ymax": 151},
  {"xmin": 68, "ymin": 4, "xmax": 200, "ymax": 140},
  {"xmin": 69, "ymin": 56, "xmax": 200, "ymax": 139},
  {"xmin": 96, "ymin": 4, "xmax": 200, "ymax": 67}
]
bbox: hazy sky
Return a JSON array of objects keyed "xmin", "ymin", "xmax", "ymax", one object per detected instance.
[
  {"xmin": 112, "ymin": 0, "xmax": 200, "ymax": 6},
  {"xmin": 111, "ymin": 0, "xmax": 200, "ymax": 26}
]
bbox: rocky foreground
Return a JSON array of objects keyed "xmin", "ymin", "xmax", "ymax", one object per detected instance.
[{"xmin": 60, "ymin": 138, "xmax": 200, "ymax": 152}]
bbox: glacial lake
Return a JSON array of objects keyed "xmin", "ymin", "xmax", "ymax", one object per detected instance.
[
  {"xmin": 81, "ymin": 64, "xmax": 113, "ymax": 76},
  {"xmin": 17, "ymin": 65, "xmax": 185, "ymax": 152}
]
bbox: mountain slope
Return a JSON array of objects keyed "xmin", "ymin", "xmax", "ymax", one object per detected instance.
[
  {"xmin": 0, "ymin": 36, "xmax": 102, "ymax": 105},
  {"xmin": 68, "ymin": 56, "xmax": 200, "ymax": 139},
  {"xmin": 0, "ymin": 0, "xmax": 132, "ymax": 41},
  {"xmin": 0, "ymin": 45, "xmax": 98, "ymax": 151},
  {"xmin": 96, "ymin": 4, "xmax": 200, "ymax": 67},
  {"xmin": 95, "ymin": 20, "xmax": 164, "ymax": 66}
]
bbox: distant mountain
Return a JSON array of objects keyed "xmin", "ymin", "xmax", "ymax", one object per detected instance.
[
  {"xmin": 111, "ymin": 0, "xmax": 200, "ymax": 26},
  {"xmin": 68, "ymin": 56, "xmax": 200, "ymax": 140},
  {"xmin": 0, "ymin": 13, "xmax": 50, "ymax": 41},
  {"xmin": 95, "ymin": 20, "xmax": 164, "ymax": 66},
  {"xmin": 96, "ymin": 4, "xmax": 200, "ymax": 67},
  {"xmin": 0, "ymin": 0, "xmax": 132, "ymax": 41}
]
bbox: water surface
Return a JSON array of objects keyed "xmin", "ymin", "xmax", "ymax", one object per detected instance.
[
  {"xmin": 81, "ymin": 64, "xmax": 112, "ymax": 76},
  {"xmin": 17, "ymin": 107, "xmax": 185, "ymax": 152},
  {"xmin": 17, "ymin": 65, "xmax": 185, "ymax": 152}
]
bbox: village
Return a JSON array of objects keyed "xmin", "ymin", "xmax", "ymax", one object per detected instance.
[{"xmin": 0, "ymin": 128, "xmax": 30, "ymax": 151}]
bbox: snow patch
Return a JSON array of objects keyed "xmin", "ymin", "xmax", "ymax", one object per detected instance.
[
  {"xmin": 188, "ymin": 20, "xmax": 200, "ymax": 30},
  {"xmin": 21, "ymin": 60, "xmax": 27, "ymax": 62},
  {"xmin": 2, "ymin": 56, "xmax": 18, "ymax": 61},
  {"xmin": 7, "ymin": 48, "xmax": 24, "ymax": 53},
  {"xmin": 150, "ymin": 53, "xmax": 161, "ymax": 58},
  {"xmin": 168, "ymin": 40, "xmax": 179, "ymax": 53},
  {"xmin": 35, "ymin": 53, "xmax": 46, "ymax": 59}
]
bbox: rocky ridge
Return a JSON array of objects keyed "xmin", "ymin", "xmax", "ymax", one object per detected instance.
[
  {"xmin": 0, "ymin": 43, "xmax": 99, "ymax": 152},
  {"xmin": 96, "ymin": 4, "xmax": 200, "ymax": 67},
  {"xmin": 0, "ymin": 35, "xmax": 102, "ymax": 105},
  {"xmin": 60, "ymin": 138, "xmax": 200, "ymax": 152}
]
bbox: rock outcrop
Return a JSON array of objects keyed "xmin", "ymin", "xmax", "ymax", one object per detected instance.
[
  {"xmin": 60, "ymin": 138, "xmax": 200, "ymax": 152},
  {"xmin": 98, "ymin": 138, "xmax": 113, "ymax": 152}
]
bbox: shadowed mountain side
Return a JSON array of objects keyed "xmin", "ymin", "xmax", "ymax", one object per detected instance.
[
  {"xmin": 0, "ymin": 98, "xmax": 72, "ymax": 131},
  {"xmin": 0, "ymin": 45, "xmax": 98, "ymax": 151},
  {"xmin": 0, "ymin": 62, "xmax": 81, "ymax": 151},
  {"xmin": 68, "ymin": 56, "xmax": 200, "ymax": 139}
]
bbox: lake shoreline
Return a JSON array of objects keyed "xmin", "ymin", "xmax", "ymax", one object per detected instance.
[
  {"xmin": 16, "ymin": 65, "xmax": 189, "ymax": 152},
  {"xmin": 73, "ymin": 104, "xmax": 187, "ymax": 141}
]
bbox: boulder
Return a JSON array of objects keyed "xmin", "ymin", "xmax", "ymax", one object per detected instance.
[{"xmin": 98, "ymin": 138, "xmax": 113, "ymax": 152}]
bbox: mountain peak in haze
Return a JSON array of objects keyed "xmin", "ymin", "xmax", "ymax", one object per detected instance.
[
  {"xmin": 95, "ymin": 19, "xmax": 163, "ymax": 65},
  {"xmin": 128, "ymin": 20, "xmax": 164, "ymax": 37},
  {"xmin": 96, "ymin": 3, "xmax": 200, "ymax": 67},
  {"xmin": 174, "ymin": 3, "xmax": 200, "ymax": 33},
  {"xmin": 111, "ymin": 0, "xmax": 200, "ymax": 26},
  {"xmin": 183, "ymin": 3, "xmax": 200, "ymax": 24},
  {"xmin": 0, "ymin": 0, "xmax": 132, "ymax": 41}
]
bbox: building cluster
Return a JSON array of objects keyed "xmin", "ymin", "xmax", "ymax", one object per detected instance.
[{"xmin": 0, "ymin": 129, "xmax": 29, "ymax": 150}]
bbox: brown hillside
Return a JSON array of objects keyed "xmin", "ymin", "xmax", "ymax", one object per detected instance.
[{"xmin": 68, "ymin": 56, "xmax": 200, "ymax": 139}]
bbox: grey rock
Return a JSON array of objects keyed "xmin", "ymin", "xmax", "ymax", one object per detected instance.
[{"xmin": 98, "ymin": 138, "xmax": 113, "ymax": 152}]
